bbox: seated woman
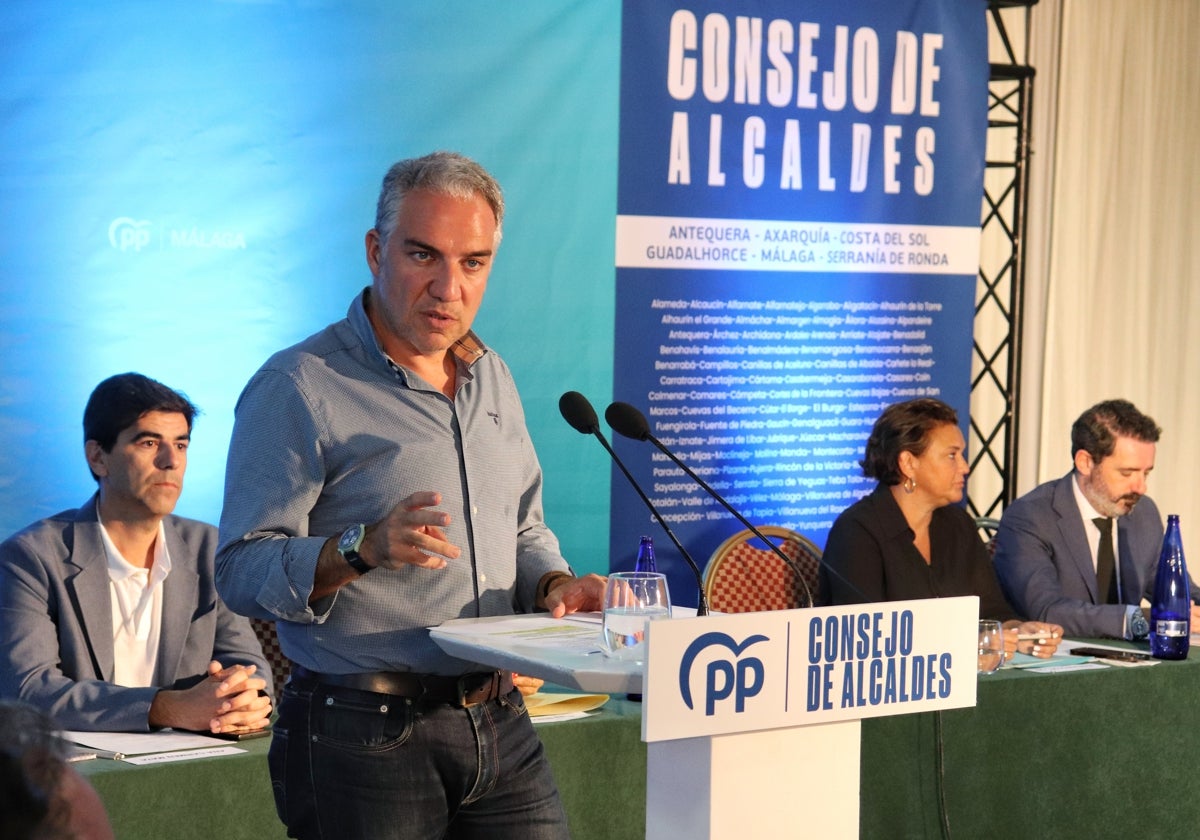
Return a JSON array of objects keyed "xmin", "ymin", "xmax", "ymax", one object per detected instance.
[{"xmin": 819, "ymin": 398, "xmax": 1062, "ymax": 658}]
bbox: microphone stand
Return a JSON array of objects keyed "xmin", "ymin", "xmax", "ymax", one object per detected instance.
[
  {"xmin": 606, "ymin": 401, "xmax": 815, "ymax": 608},
  {"xmin": 559, "ymin": 392, "xmax": 709, "ymax": 615}
]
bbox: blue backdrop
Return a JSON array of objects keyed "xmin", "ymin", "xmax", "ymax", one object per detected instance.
[{"xmin": 0, "ymin": 2, "xmax": 619, "ymax": 574}]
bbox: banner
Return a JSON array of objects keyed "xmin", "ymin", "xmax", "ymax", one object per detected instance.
[{"xmin": 612, "ymin": 0, "xmax": 988, "ymax": 600}]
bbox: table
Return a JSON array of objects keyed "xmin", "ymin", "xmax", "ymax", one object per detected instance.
[
  {"xmin": 78, "ymin": 698, "xmax": 647, "ymax": 840},
  {"xmin": 80, "ymin": 648, "xmax": 1200, "ymax": 839},
  {"xmin": 860, "ymin": 645, "xmax": 1200, "ymax": 840},
  {"xmin": 80, "ymin": 735, "xmax": 286, "ymax": 840}
]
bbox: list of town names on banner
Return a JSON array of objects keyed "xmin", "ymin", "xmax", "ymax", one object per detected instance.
[
  {"xmin": 643, "ymin": 293, "xmax": 946, "ymax": 534},
  {"xmin": 612, "ymin": 0, "xmax": 987, "ymax": 593}
]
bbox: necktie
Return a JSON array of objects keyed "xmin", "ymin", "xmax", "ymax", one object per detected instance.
[{"xmin": 1093, "ymin": 517, "xmax": 1118, "ymax": 604}]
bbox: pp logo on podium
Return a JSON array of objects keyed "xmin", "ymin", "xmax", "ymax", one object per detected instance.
[{"xmin": 678, "ymin": 632, "xmax": 769, "ymax": 715}]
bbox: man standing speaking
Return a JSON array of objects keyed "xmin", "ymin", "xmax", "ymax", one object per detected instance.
[{"xmin": 217, "ymin": 151, "xmax": 603, "ymax": 839}]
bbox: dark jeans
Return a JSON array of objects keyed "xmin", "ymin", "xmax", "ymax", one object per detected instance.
[{"xmin": 269, "ymin": 677, "xmax": 570, "ymax": 840}]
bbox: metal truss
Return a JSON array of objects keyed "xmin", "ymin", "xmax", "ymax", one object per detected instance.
[{"xmin": 969, "ymin": 0, "xmax": 1037, "ymax": 520}]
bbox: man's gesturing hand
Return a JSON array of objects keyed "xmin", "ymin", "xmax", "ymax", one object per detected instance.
[{"xmin": 360, "ymin": 491, "xmax": 462, "ymax": 570}]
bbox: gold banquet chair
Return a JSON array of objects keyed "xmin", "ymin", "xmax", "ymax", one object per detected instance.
[
  {"xmin": 976, "ymin": 516, "xmax": 1002, "ymax": 560},
  {"xmin": 702, "ymin": 526, "xmax": 821, "ymax": 612},
  {"xmin": 250, "ymin": 617, "xmax": 292, "ymax": 693}
]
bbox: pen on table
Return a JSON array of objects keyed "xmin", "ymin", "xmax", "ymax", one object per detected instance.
[{"xmin": 67, "ymin": 751, "xmax": 124, "ymax": 762}]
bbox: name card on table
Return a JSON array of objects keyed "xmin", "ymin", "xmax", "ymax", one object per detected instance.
[{"xmin": 642, "ymin": 596, "xmax": 978, "ymax": 742}]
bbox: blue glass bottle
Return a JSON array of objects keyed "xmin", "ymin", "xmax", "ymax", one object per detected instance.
[
  {"xmin": 634, "ymin": 535, "xmax": 657, "ymax": 573},
  {"xmin": 1150, "ymin": 515, "xmax": 1190, "ymax": 660}
]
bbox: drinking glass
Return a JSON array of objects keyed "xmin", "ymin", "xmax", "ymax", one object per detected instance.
[
  {"xmin": 978, "ymin": 619, "xmax": 1006, "ymax": 674},
  {"xmin": 602, "ymin": 572, "xmax": 672, "ymax": 662}
]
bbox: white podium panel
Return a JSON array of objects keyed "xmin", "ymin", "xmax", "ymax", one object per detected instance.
[{"xmin": 647, "ymin": 720, "xmax": 860, "ymax": 839}]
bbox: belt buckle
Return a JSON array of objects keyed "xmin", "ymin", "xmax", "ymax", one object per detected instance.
[{"xmin": 456, "ymin": 672, "xmax": 499, "ymax": 707}]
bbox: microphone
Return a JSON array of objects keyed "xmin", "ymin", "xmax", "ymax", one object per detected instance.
[
  {"xmin": 559, "ymin": 391, "xmax": 709, "ymax": 616},
  {"xmin": 605, "ymin": 400, "xmax": 815, "ymax": 608}
]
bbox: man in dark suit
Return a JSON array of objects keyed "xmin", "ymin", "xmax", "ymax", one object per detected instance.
[
  {"xmin": 0, "ymin": 373, "xmax": 272, "ymax": 732},
  {"xmin": 994, "ymin": 399, "xmax": 1200, "ymax": 639}
]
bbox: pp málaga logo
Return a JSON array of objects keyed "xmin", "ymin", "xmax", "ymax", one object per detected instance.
[
  {"xmin": 109, "ymin": 217, "xmax": 153, "ymax": 252},
  {"xmin": 108, "ymin": 217, "xmax": 247, "ymax": 251},
  {"xmin": 678, "ymin": 631, "xmax": 769, "ymax": 715}
]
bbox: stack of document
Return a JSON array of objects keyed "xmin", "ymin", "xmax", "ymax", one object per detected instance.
[
  {"xmin": 63, "ymin": 730, "xmax": 252, "ymax": 765},
  {"xmin": 525, "ymin": 692, "xmax": 610, "ymax": 723}
]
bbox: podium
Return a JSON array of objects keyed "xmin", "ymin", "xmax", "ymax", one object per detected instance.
[{"xmin": 431, "ymin": 596, "xmax": 977, "ymax": 839}]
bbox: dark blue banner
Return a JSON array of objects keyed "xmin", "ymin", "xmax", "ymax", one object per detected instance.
[{"xmin": 612, "ymin": 0, "xmax": 988, "ymax": 602}]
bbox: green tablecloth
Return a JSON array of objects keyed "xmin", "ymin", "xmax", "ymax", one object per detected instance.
[
  {"xmin": 78, "ymin": 697, "xmax": 646, "ymax": 840},
  {"xmin": 81, "ymin": 650, "xmax": 1200, "ymax": 839},
  {"xmin": 81, "ymin": 734, "xmax": 286, "ymax": 839},
  {"xmin": 862, "ymin": 647, "xmax": 1200, "ymax": 840}
]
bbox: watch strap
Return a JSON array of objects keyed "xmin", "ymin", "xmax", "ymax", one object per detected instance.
[{"xmin": 343, "ymin": 549, "xmax": 371, "ymax": 575}]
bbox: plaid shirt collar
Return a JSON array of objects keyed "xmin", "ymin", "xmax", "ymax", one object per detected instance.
[{"xmin": 383, "ymin": 331, "xmax": 486, "ymax": 383}]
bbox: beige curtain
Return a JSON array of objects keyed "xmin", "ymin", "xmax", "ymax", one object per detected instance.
[{"xmin": 1019, "ymin": 0, "xmax": 1200, "ymax": 532}]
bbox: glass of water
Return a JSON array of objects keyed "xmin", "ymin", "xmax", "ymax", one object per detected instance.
[
  {"xmin": 602, "ymin": 571, "xmax": 672, "ymax": 661},
  {"xmin": 977, "ymin": 619, "xmax": 1006, "ymax": 674}
]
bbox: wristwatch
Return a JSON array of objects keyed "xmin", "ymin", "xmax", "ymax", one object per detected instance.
[
  {"xmin": 1128, "ymin": 609, "xmax": 1150, "ymax": 640},
  {"xmin": 337, "ymin": 523, "xmax": 371, "ymax": 574}
]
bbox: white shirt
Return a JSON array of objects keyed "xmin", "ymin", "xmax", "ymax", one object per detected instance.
[{"xmin": 99, "ymin": 518, "xmax": 172, "ymax": 687}]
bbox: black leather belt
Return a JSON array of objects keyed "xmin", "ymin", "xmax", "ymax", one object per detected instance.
[{"xmin": 291, "ymin": 665, "xmax": 514, "ymax": 707}]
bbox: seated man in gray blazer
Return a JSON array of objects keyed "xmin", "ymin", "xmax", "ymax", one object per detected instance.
[
  {"xmin": 0, "ymin": 373, "xmax": 272, "ymax": 733},
  {"xmin": 994, "ymin": 399, "xmax": 1200, "ymax": 639}
]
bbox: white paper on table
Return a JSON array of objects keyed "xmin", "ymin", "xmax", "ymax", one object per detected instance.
[
  {"xmin": 1090, "ymin": 657, "xmax": 1159, "ymax": 668},
  {"xmin": 123, "ymin": 746, "xmax": 246, "ymax": 765},
  {"xmin": 64, "ymin": 729, "xmax": 234, "ymax": 757},
  {"xmin": 530, "ymin": 710, "xmax": 599, "ymax": 725},
  {"xmin": 1026, "ymin": 662, "xmax": 1111, "ymax": 674}
]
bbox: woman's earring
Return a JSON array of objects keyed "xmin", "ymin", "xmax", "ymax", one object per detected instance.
[{"xmin": 903, "ymin": 476, "xmax": 916, "ymax": 494}]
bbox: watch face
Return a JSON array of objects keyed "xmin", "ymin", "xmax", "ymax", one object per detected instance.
[
  {"xmin": 338, "ymin": 523, "xmax": 363, "ymax": 552},
  {"xmin": 1132, "ymin": 613, "xmax": 1150, "ymax": 637}
]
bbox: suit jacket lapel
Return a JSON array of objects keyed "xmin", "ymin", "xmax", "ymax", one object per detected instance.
[
  {"xmin": 155, "ymin": 516, "xmax": 198, "ymax": 686},
  {"xmin": 64, "ymin": 496, "xmax": 116, "ymax": 681},
  {"xmin": 1052, "ymin": 474, "xmax": 1099, "ymax": 603}
]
